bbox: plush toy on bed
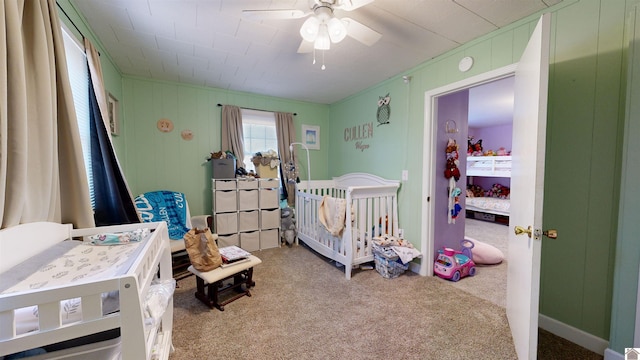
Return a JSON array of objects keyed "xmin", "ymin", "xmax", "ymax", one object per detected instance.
[
  {"xmin": 467, "ymin": 184, "xmax": 485, "ymax": 198},
  {"xmin": 467, "ymin": 137, "xmax": 483, "ymax": 156},
  {"xmin": 486, "ymin": 183, "xmax": 510, "ymax": 199}
]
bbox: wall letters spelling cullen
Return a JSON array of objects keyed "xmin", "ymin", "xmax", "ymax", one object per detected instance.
[{"xmin": 344, "ymin": 122, "xmax": 373, "ymax": 151}]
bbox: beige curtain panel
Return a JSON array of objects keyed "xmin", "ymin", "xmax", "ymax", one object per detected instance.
[
  {"xmin": 275, "ymin": 112, "xmax": 296, "ymax": 205},
  {"xmin": 221, "ymin": 105, "xmax": 244, "ymax": 167},
  {"xmin": 0, "ymin": 0, "xmax": 94, "ymax": 228}
]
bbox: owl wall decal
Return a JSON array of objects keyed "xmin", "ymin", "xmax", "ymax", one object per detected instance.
[{"xmin": 376, "ymin": 93, "xmax": 391, "ymax": 126}]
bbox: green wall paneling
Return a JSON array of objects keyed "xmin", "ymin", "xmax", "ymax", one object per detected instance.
[{"xmin": 122, "ymin": 77, "xmax": 330, "ymax": 216}]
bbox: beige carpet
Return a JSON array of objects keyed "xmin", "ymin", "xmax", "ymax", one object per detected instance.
[
  {"xmin": 170, "ymin": 232, "xmax": 603, "ymax": 359},
  {"xmin": 447, "ymin": 218, "xmax": 509, "ymax": 307},
  {"xmin": 171, "ymin": 244, "xmax": 516, "ymax": 359}
]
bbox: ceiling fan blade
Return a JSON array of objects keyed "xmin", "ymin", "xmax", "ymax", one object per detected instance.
[
  {"xmin": 341, "ymin": 17, "xmax": 381, "ymax": 46},
  {"xmin": 242, "ymin": 9, "xmax": 308, "ymax": 20},
  {"xmin": 297, "ymin": 40, "xmax": 314, "ymax": 53},
  {"xmin": 335, "ymin": 0, "xmax": 375, "ymax": 11}
]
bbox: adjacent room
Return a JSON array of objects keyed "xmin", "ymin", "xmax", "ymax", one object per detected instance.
[{"xmin": 2, "ymin": 0, "xmax": 638, "ymax": 359}]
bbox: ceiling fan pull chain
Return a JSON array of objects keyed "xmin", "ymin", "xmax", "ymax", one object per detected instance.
[
  {"xmin": 313, "ymin": 48, "xmax": 317, "ymax": 65},
  {"xmin": 321, "ymin": 50, "xmax": 326, "ymax": 70}
]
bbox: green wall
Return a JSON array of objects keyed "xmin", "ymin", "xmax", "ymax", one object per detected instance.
[
  {"xmin": 327, "ymin": 0, "xmax": 629, "ymax": 344},
  {"xmin": 121, "ymin": 77, "xmax": 330, "ymax": 216}
]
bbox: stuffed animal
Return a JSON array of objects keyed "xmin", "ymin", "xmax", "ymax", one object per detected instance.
[
  {"xmin": 444, "ymin": 157, "xmax": 461, "ymax": 181},
  {"xmin": 486, "ymin": 183, "xmax": 510, "ymax": 199},
  {"xmin": 280, "ymin": 207, "xmax": 297, "ymax": 246},
  {"xmin": 444, "ymin": 139, "xmax": 461, "ymax": 181},
  {"xmin": 468, "ymin": 137, "xmax": 483, "ymax": 156}
]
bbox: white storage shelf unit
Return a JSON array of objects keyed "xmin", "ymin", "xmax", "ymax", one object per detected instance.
[
  {"xmin": 213, "ymin": 178, "xmax": 280, "ymax": 251},
  {"xmin": 466, "ymin": 156, "xmax": 512, "ymax": 177}
]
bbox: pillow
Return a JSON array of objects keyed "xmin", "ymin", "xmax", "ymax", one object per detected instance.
[{"xmin": 464, "ymin": 236, "xmax": 504, "ymax": 265}]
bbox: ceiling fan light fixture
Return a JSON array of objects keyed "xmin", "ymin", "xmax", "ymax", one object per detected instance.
[
  {"xmin": 314, "ymin": 24, "xmax": 331, "ymax": 50},
  {"xmin": 327, "ymin": 17, "xmax": 347, "ymax": 43},
  {"xmin": 300, "ymin": 16, "xmax": 320, "ymax": 42}
]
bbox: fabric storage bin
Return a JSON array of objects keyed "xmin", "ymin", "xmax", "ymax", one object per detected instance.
[
  {"xmin": 259, "ymin": 189, "xmax": 279, "ymax": 209},
  {"xmin": 260, "ymin": 229, "xmax": 279, "ymax": 249},
  {"xmin": 259, "ymin": 178, "xmax": 280, "ymax": 188},
  {"xmin": 240, "ymin": 231, "xmax": 260, "ymax": 252},
  {"xmin": 237, "ymin": 178, "xmax": 259, "ymax": 189},
  {"xmin": 215, "ymin": 213, "xmax": 237, "ymax": 235},
  {"xmin": 260, "ymin": 208, "xmax": 280, "ymax": 229},
  {"xmin": 238, "ymin": 189, "xmax": 259, "ymax": 210},
  {"xmin": 214, "ymin": 179, "xmax": 236, "ymax": 190},
  {"xmin": 211, "ymin": 158, "xmax": 236, "ymax": 179},
  {"xmin": 256, "ymin": 164, "xmax": 278, "ymax": 179},
  {"xmin": 217, "ymin": 233, "xmax": 239, "ymax": 247},
  {"xmin": 239, "ymin": 210, "xmax": 259, "ymax": 232},
  {"xmin": 214, "ymin": 190, "xmax": 237, "ymax": 212}
]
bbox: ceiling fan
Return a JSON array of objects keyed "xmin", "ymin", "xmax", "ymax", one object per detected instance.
[{"xmin": 242, "ymin": 0, "xmax": 382, "ymax": 53}]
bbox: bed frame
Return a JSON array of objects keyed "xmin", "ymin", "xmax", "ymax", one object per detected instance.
[
  {"xmin": 295, "ymin": 173, "xmax": 401, "ymax": 279},
  {"xmin": 0, "ymin": 221, "xmax": 173, "ymax": 359}
]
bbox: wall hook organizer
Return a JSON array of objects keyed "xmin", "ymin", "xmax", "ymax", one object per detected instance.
[{"xmin": 445, "ymin": 120, "xmax": 459, "ymax": 134}]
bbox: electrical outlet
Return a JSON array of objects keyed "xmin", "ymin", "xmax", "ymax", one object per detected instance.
[
  {"xmin": 398, "ymin": 228, "xmax": 404, "ymax": 238},
  {"xmin": 402, "ymin": 170, "xmax": 408, "ymax": 181}
]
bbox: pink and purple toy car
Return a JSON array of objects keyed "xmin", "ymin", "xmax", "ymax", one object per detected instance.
[{"xmin": 433, "ymin": 246, "xmax": 477, "ymax": 282}]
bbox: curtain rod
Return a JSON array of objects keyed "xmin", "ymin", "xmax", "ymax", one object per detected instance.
[
  {"xmin": 56, "ymin": 1, "xmax": 101, "ymax": 56},
  {"xmin": 56, "ymin": 1, "xmax": 85, "ymax": 39},
  {"xmin": 217, "ymin": 103, "xmax": 297, "ymax": 116}
]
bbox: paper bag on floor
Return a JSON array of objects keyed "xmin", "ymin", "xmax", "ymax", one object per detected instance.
[{"xmin": 184, "ymin": 228, "xmax": 222, "ymax": 272}]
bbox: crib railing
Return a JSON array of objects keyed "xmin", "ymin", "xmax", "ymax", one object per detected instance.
[{"xmin": 295, "ymin": 176, "xmax": 400, "ymax": 279}]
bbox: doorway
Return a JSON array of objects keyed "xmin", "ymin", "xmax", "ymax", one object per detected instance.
[{"xmin": 419, "ymin": 64, "xmax": 517, "ymax": 278}]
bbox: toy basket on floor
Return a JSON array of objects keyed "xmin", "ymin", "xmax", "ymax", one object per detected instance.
[
  {"xmin": 373, "ymin": 252, "xmax": 409, "ymax": 279},
  {"xmin": 372, "ymin": 243, "xmax": 398, "ymax": 260}
]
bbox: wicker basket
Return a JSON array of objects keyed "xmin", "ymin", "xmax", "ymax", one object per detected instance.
[{"xmin": 373, "ymin": 252, "xmax": 409, "ymax": 279}]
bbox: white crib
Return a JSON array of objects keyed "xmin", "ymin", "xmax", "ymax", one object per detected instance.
[
  {"xmin": 0, "ymin": 221, "xmax": 173, "ymax": 359},
  {"xmin": 295, "ymin": 173, "xmax": 401, "ymax": 279}
]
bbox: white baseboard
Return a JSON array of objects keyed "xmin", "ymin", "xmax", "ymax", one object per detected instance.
[
  {"xmin": 604, "ymin": 348, "xmax": 624, "ymax": 360},
  {"xmin": 539, "ymin": 314, "xmax": 609, "ymax": 355}
]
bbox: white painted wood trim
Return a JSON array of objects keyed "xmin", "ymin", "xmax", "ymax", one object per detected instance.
[
  {"xmin": 604, "ymin": 348, "xmax": 624, "ymax": 360},
  {"xmin": 421, "ymin": 63, "xmax": 518, "ymax": 277}
]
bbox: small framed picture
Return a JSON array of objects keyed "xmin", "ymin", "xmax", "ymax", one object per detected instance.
[
  {"xmin": 301, "ymin": 125, "xmax": 320, "ymax": 150},
  {"xmin": 107, "ymin": 93, "xmax": 119, "ymax": 135}
]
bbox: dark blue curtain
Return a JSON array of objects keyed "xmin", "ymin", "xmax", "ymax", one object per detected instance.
[{"xmin": 88, "ymin": 77, "xmax": 139, "ymax": 226}]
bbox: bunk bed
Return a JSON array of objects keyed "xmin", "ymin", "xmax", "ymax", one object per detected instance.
[{"xmin": 466, "ymin": 156, "xmax": 512, "ymax": 223}]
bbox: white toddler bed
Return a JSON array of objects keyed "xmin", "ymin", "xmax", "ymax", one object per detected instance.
[
  {"xmin": 0, "ymin": 221, "xmax": 174, "ymax": 359},
  {"xmin": 295, "ymin": 173, "xmax": 401, "ymax": 279}
]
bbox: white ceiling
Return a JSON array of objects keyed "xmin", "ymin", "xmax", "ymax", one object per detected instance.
[
  {"xmin": 468, "ymin": 76, "xmax": 514, "ymax": 127},
  {"xmin": 69, "ymin": 0, "xmax": 562, "ymax": 105}
]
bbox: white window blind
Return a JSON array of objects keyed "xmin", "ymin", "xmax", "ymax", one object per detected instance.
[
  {"xmin": 61, "ymin": 26, "xmax": 94, "ymax": 208},
  {"xmin": 241, "ymin": 109, "xmax": 277, "ymax": 173}
]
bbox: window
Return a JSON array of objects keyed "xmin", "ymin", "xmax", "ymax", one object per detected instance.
[
  {"xmin": 61, "ymin": 25, "xmax": 94, "ymax": 208},
  {"xmin": 241, "ymin": 109, "xmax": 277, "ymax": 173}
]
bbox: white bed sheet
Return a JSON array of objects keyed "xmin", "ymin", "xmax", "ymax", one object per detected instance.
[{"xmin": 466, "ymin": 197, "xmax": 510, "ymax": 216}]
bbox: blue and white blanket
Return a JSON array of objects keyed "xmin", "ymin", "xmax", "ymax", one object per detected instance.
[{"xmin": 135, "ymin": 191, "xmax": 189, "ymax": 240}]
